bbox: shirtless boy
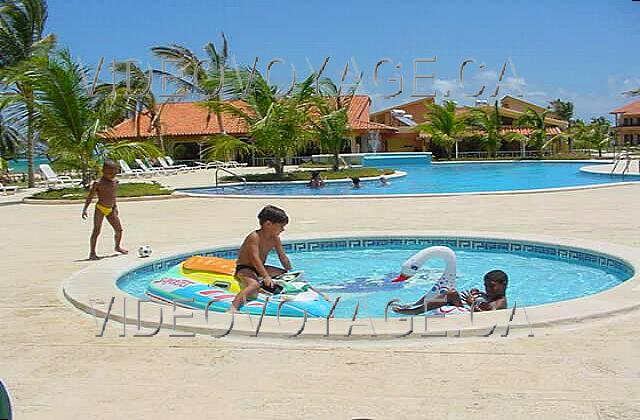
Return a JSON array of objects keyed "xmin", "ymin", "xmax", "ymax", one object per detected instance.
[
  {"xmin": 230, "ymin": 205, "xmax": 292, "ymax": 311},
  {"xmin": 82, "ymin": 160, "xmax": 128, "ymax": 260}
]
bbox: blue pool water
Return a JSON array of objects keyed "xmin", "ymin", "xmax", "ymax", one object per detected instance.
[
  {"xmin": 118, "ymin": 240, "xmax": 632, "ymax": 318},
  {"xmin": 7, "ymin": 158, "xmax": 49, "ymax": 173},
  {"xmin": 182, "ymin": 162, "xmax": 635, "ymax": 196}
]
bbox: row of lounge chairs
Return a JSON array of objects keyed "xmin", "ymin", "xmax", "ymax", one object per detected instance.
[{"xmin": 37, "ymin": 157, "xmax": 248, "ymax": 187}]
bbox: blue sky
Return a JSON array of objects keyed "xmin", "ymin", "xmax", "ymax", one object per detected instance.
[{"xmin": 48, "ymin": 0, "xmax": 640, "ymax": 120}]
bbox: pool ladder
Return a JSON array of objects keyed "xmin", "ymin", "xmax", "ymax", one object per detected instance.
[
  {"xmin": 214, "ymin": 167, "xmax": 247, "ymax": 192},
  {"xmin": 611, "ymin": 151, "xmax": 640, "ymax": 178}
]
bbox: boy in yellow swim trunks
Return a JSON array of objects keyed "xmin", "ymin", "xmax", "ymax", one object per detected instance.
[{"xmin": 82, "ymin": 160, "xmax": 128, "ymax": 260}]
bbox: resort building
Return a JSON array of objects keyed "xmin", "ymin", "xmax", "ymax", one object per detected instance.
[
  {"xmin": 370, "ymin": 95, "xmax": 568, "ymax": 153},
  {"xmin": 610, "ymin": 100, "xmax": 640, "ymax": 146},
  {"xmin": 107, "ymin": 96, "xmax": 396, "ymax": 161}
]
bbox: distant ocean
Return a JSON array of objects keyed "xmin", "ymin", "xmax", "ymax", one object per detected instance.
[{"xmin": 8, "ymin": 158, "xmax": 50, "ymax": 173}]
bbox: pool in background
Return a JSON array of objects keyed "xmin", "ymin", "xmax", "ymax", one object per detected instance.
[
  {"xmin": 117, "ymin": 236, "xmax": 634, "ymax": 318},
  {"xmin": 7, "ymin": 158, "xmax": 49, "ymax": 173},
  {"xmin": 181, "ymin": 161, "xmax": 636, "ymax": 197}
]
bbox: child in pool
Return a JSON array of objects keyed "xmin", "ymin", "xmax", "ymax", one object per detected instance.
[
  {"xmin": 351, "ymin": 176, "xmax": 361, "ymax": 189},
  {"xmin": 379, "ymin": 176, "xmax": 390, "ymax": 186},
  {"xmin": 82, "ymin": 160, "xmax": 128, "ymax": 260},
  {"xmin": 308, "ymin": 171, "xmax": 325, "ymax": 189},
  {"xmin": 392, "ymin": 270, "xmax": 508, "ymax": 315},
  {"xmin": 230, "ymin": 205, "xmax": 293, "ymax": 311}
]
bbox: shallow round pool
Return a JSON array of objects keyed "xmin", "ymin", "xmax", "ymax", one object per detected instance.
[
  {"xmin": 117, "ymin": 236, "xmax": 633, "ymax": 318},
  {"xmin": 181, "ymin": 161, "xmax": 636, "ymax": 197}
]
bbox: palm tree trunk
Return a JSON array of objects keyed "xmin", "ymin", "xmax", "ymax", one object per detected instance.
[{"xmin": 26, "ymin": 100, "xmax": 35, "ymax": 188}]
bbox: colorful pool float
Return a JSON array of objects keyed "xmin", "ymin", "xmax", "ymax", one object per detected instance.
[{"xmin": 166, "ymin": 256, "xmax": 241, "ymax": 293}]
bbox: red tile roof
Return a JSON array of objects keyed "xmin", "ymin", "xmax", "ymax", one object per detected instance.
[
  {"xmin": 610, "ymin": 100, "xmax": 640, "ymax": 116},
  {"xmin": 106, "ymin": 95, "xmax": 395, "ymax": 139}
]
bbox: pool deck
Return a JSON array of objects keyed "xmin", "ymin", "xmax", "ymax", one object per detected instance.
[{"xmin": 2, "ymin": 181, "xmax": 640, "ymax": 418}]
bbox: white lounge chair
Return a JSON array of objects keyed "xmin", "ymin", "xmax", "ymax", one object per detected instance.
[
  {"xmin": 225, "ymin": 161, "xmax": 248, "ymax": 168},
  {"xmin": 118, "ymin": 160, "xmax": 150, "ymax": 178},
  {"xmin": 0, "ymin": 183, "xmax": 18, "ymax": 195},
  {"xmin": 135, "ymin": 159, "xmax": 171, "ymax": 175},
  {"xmin": 193, "ymin": 161, "xmax": 222, "ymax": 170},
  {"xmin": 158, "ymin": 157, "xmax": 190, "ymax": 173},
  {"xmin": 39, "ymin": 164, "xmax": 82, "ymax": 188},
  {"xmin": 165, "ymin": 156, "xmax": 194, "ymax": 170}
]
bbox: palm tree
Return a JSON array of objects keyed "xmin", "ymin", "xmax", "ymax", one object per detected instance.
[
  {"xmin": 152, "ymin": 34, "xmax": 230, "ymax": 133},
  {"xmin": 34, "ymin": 50, "xmax": 160, "ymax": 186},
  {"xmin": 470, "ymin": 101, "xmax": 503, "ymax": 158},
  {"xmin": 572, "ymin": 118, "xmax": 611, "ymax": 158},
  {"xmin": 0, "ymin": 104, "xmax": 21, "ymax": 176},
  {"xmin": 204, "ymin": 71, "xmax": 316, "ymax": 176},
  {"xmin": 311, "ymin": 78, "xmax": 355, "ymax": 171},
  {"xmin": 0, "ymin": 0, "xmax": 55, "ymax": 187},
  {"xmin": 415, "ymin": 100, "xmax": 468, "ymax": 159},
  {"xmin": 111, "ymin": 61, "xmax": 171, "ymax": 153},
  {"xmin": 516, "ymin": 108, "xmax": 564, "ymax": 156},
  {"xmin": 549, "ymin": 99, "xmax": 574, "ymax": 122}
]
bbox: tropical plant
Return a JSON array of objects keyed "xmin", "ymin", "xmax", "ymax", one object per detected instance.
[
  {"xmin": 204, "ymin": 71, "xmax": 316, "ymax": 175},
  {"xmin": 0, "ymin": 0, "xmax": 55, "ymax": 187},
  {"xmin": 515, "ymin": 108, "xmax": 565, "ymax": 155},
  {"xmin": 469, "ymin": 101, "xmax": 503, "ymax": 158},
  {"xmin": 311, "ymin": 78, "xmax": 355, "ymax": 171},
  {"xmin": 34, "ymin": 50, "xmax": 160, "ymax": 186},
  {"xmin": 415, "ymin": 100, "xmax": 469, "ymax": 159},
  {"xmin": 571, "ymin": 117, "xmax": 612, "ymax": 157},
  {"xmin": 152, "ymin": 34, "xmax": 231, "ymax": 134},
  {"xmin": 0, "ymin": 105, "xmax": 20, "ymax": 159},
  {"xmin": 111, "ymin": 61, "xmax": 172, "ymax": 153},
  {"xmin": 549, "ymin": 99, "xmax": 574, "ymax": 122}
]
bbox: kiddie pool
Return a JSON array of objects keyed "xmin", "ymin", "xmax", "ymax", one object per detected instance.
[{"xmin": 117, "ymin": 235, "xmax": 634, "ymax": 319}]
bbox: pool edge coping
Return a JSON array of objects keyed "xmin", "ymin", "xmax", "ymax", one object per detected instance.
[{"xmin": 62, "ymin": 231, "xmax": 640, "ymax": 340}]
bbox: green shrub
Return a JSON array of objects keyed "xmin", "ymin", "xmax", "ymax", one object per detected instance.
[{"xmin": 31, "ymin": 182, "xmax": 171, "ymax": 200}]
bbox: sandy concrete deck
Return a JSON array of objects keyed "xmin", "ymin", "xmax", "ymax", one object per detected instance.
[{"xmin": 2, "ymin": 184, "xmax": 640, "ymax": 418}]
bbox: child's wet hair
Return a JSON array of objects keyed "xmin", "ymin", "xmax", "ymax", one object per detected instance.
[
  {"xmin": 103, "ymin": 159, "xmax": 120, "ymax": 170},
  {"xmin": 484, "ymin": 270, "xmax": 508, "ymax": 287},
  {"xmin": 258, "ymin": 205, "xmax": 289, "ymax": 225}
]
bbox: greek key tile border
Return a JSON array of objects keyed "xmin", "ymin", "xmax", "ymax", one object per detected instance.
[{"xmin": 120, "ymin": 237, "xmax": 635, "ymax": 282}]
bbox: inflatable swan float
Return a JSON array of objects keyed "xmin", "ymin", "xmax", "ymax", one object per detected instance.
[{"xmin": 391, "ymin": 246, "xmax": 469, "ymax": 315}]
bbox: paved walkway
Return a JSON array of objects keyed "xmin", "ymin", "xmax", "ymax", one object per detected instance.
[{"xmin": 2, "ymin": 184, "xmax": 640, "ymax": 419}]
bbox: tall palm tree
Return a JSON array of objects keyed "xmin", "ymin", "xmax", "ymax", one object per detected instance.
[
  {"xmin": 549, "ymin": 99, "xmax": 574, "ymax": 122},
  {"xmin": 572, "ymin": 118, "xmax": 611, "ymax": 157},
  {"xmin": 204, "ymin": 71, "xmax": 316, "ymax": 175},
  {"xmin": 152, "ymin": 34, "xmax": 230, "ymax": 133},
  {"xmin": 34, "ymin": 50, "xmax": 160, "ymax": 186},
  {"xmin": 311, "ymin": 78, "xmax": 356, "ymax": 171},
  {"xmin": 470, "ymin": 101, "xmax": 503, "ymax": 158},
  {"xmin": 0, "ymin": 105, "xmax": 20, "ymax": 159},
  {"xmin": 111, "ymin": 61, "xmax": 171, "ymax": 153},
  {"xmin": 516, "ymin": 108, "xmax": 564, "ymax": 156},
  {"xmin": 415, "ymin": 100, "xmax": 468, "ymax": 159},
  {"xmin": 0, "ymin": 0, "xmax": 55, "ymax": 187}
]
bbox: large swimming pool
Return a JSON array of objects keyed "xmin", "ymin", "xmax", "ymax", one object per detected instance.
[
  {"xmin": 182, "ymin": 162, "xmax": 637, "ymax": 197},
  {"xmin": 117, "ymin": 236, "xmax": 633, "ymax": 318}
]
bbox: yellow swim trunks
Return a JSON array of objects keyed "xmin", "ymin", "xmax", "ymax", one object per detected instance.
[{"xmin": 95, "ymin": 203, "xmax": 114, "ymax": 217}]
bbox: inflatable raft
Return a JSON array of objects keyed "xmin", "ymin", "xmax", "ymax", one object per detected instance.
[{"xmin": 145, "ymin": 257, "xmax": 331, "ymax": 318}]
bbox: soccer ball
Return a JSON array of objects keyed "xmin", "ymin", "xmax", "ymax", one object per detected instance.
[{"xmin": 138, "ymin": 245, "xmax": 152, "ymax": 258}]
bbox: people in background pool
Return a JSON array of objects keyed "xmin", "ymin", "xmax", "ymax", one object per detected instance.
[
  {"xmin": 351, "ymin": 176, "xmax": 361, "ymax": 189},
  {"xmin": 308, "ymin": 171, "xmax": 325, "ymax": 189},
  {"xmin": 379, "ymin": 176, "xmax": 390, "ymax": 186},
  {"xmin": 392, "ymin": 270, "xmax": 508, "ymax": 315}
]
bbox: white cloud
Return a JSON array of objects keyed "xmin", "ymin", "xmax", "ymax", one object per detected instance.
[
  {"xmin": 433, "ymin": 78, "xmax": 460, "ymax": 97},
  {"xmin": 473, "ymin": 69, "xmax": 498, "ymax": 81}
]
